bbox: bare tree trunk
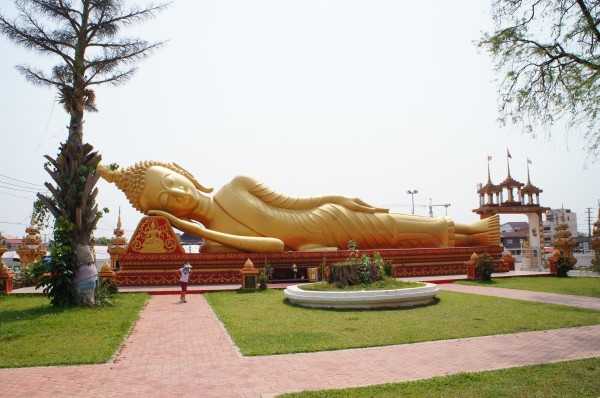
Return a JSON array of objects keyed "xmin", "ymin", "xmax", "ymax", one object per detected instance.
[{"xmin": 329, "ymin": 264, "xmax": 359, "ymax": 287}]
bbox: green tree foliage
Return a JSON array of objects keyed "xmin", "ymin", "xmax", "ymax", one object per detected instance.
[
  {"xmin": 94, "ymin": 237, "xmax": 111, "ymax": 246},
  {"xmin": 0, "ymin": 0, "xmax": 165, "ymax": 306},
  {"xmin": 475, "ymin": 253, "xmax": 496, "ymax": 281},
  {"xmin": 31, "ymin": 216, "xmax": 78, "ymax": 306},
  {"xmin": 479, "ymin": 0, "xmax": 600, "ymax": 158}
]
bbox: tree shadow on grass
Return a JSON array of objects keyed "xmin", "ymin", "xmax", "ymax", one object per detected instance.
[{"xmin": 0, "ymin": 296, "xmax": 69, "ymax": 325}]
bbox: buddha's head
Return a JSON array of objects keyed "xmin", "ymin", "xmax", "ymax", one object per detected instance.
[{"xmin": 97, "ymin": 161, "xmax": 213, "ymax": 217}]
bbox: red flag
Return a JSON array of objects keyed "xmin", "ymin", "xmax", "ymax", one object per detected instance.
[
  {"xmin": 487, "ymin": 155, "xmax": 492, "ymax": 161},
  {"xmin": 507, "ymin": 148, "xmax": 512, "ymax": 159}
]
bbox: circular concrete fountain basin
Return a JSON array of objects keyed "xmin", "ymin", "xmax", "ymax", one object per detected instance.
[{"xmin": 284, "ymin": 282, "xmax": 439, "ymax": 309}]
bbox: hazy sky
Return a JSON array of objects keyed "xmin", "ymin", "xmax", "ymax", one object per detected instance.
[{"xmin": 0, "ymin": 0, "xmax": 598, "ymax": 242}]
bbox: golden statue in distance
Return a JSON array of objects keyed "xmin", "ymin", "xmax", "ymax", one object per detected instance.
[{"xmin": 97, "ymin": 161, "xmax": 500, "ymax": 253}]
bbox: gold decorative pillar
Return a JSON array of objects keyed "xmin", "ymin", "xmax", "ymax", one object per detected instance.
[
  {"xmin": 548, "ymin": 249, "xmax": 561, "ymax": 275},
  {"xmin": 107, "ymin": 210, "xmax": 128, "ymax": 270},
  {"xmin": 0, "ymin": 234, "xmax": 14, "ymax": 294},
  {"xmin": 99, "ymin": 261, "xmax": 116, "ymax": 282},
  {"xmin": 553, "ymin": 211, "xmax": 577, "ymax": 269},
  {"xmin": 590, "ymin": 209, "xmax": 600, "ymax": 273},
  {"xmin": 240, "ymin": 258, "xmax": 259, "ymax": 290},
  {"xmin": 0, "ymin": 233, "xmax": 7, "ymax": 261},
  {"xmin": 466, "ymin": 252, "xmax": 479, "ymax": 280},
  {"xmin": 502, "ymin": 251, "xmax": 515, "ymax": 271},
  {"xmin": 16, "ymin": 217, "xmax": 46, "ymax": 269}
]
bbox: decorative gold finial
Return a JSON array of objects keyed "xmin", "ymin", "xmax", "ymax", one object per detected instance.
[{"xmin": 100, "ymin": 262, "xmax": 111, "ymax": 272}]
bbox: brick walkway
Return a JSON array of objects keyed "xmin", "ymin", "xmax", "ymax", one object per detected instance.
[
  {"xmin": 1, "ymin": 290, "xmax": 599, "ymax": 398},
  {"xmin": 438, "ymin": 284, "xmax": 600, "ymax": 310}
]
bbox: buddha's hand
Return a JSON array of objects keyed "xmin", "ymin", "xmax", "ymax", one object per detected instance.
[
  {"xmin": 337, "ymin": 197, "xmax": 389, "ymax": 213},
  {"xmin": 148, "ymin": 210, "xmax": 195, "ymax": 227}
]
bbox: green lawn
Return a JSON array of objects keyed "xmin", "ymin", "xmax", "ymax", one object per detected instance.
[
  {"xmin": 204, "ymin": 289, "xmax": 600, "ymax": 356},
  {"xmin": 0, "ymin": 293, "xmax": 149, "ymax": 368},
  {"xmin": 456, "ymin": 276, "xmax": 600, "ymax": 297},
  {"xmin": 277, "ymin": 357, "xmax": 600, "ymax": 398}
]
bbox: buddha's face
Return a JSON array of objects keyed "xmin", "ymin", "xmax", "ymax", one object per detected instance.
[{"xmin": 139, "ymin": 166, "xmax": 201, "ymax": 217}]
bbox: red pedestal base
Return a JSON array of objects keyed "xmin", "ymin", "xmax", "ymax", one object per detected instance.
[
  {"xmin": 115, "ymin": 246, "xmax": 506, "ymax": 286},
  {"xmin": 115, "ymin": 216, "xmax": 506, "ymax": 286},
  {"xmin": 466, "ymin": 265, "xmax": 476, "ymax": 280}
]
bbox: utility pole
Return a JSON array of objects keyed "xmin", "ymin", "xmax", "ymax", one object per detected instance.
[
  {"xmin": 585, "ymin": 207, "xmax": 593, "ymax": 246},
  {"xmin": 406, "ymin": 190, "xmax": 418, "ymax": 215}
]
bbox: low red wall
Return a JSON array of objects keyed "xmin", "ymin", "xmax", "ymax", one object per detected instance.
[{"xmin": 115, "ymin": 246, "xmax": 506, "ymax": 286}]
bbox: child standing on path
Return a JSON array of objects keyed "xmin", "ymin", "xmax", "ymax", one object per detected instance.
[{"xmin": 177, "ymin": 262, "xmax": 192, "ymax": 303}]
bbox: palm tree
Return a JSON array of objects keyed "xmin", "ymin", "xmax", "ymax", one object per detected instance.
[{"xmin": 0, "ymin": 0, "xmax": 166, "ymax": 306}]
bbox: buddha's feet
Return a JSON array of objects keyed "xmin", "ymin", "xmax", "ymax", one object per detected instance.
[
  {"xmin": 469, "ymin": 215, "xmax": 500, "ymax": 246},
  {"xmin": 455, "ymin": 215, "xmax": 500, "ymax": 246}
]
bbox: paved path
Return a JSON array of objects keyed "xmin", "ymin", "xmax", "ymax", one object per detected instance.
[
  {"xmin": 1, "ymin": 290, "xmax": 599, "ymax": 398},
  {"xmin": 439, "ymin": 284, "xmax": 600, "ymax": 310}
]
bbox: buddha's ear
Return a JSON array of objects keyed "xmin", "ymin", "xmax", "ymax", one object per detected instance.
[{"xmin": 171, "ymin": 162, "xmax": 213, "ymax": 193}]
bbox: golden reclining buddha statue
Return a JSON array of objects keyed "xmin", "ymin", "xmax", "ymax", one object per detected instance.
[{"xmin": 97, "ymin": 161, "xmax": 500, "ymax": 253}]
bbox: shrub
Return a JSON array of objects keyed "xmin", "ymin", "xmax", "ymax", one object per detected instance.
[
  {"xmin": 383, "ymin": 260, "xmax": 395, "ymax": 277},
  {"xmin": 475, "ymin": 253, "xmax": 495, "ymax": 282},
  {"xmin": 592, "ymin": 255, "xmax": 600, "ymax": 275},
  {"xmin": 262, "ymin": 259, "xmax": 273, "ymax": 281},
  {"xmin": 256, "ymin": 259, "xmax": 272, "ymax": 290},
  {"xmin": 13, "ymin": 264, "xmax": 36, "ymax": 288},
  {"xmin": 101, "ymin": 278, "xmax": 119, "ymax": 294},
  {"xmin": 258, "ymin": 271, "xmax": 268, "ymax": 290},
  {"xmin": 329, "ymin": 240, "xmax": 385, "ymax": 287},
  {"xmin": 95, "ymin": 278, "xmax": 119, "ymax": 306},
  {"xmin": 30, "ymin": 216, "xmax": 78, "ymax": 307},
  {"xmin": 319, "ymin": 260, "xmax": 328, "ymax": 281},
  {"xmin": 556, "ymin": 257, "xmax": 574, "ymax": 277}
]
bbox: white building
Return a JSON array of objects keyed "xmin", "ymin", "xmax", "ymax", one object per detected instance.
[{"xmin": 543, "ymin": 209, "xmax": 578, "ymax": 247}]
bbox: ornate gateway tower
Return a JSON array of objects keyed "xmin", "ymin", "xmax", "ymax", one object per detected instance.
[{"xmin": 474, "ymin": 157, "xmax": 549, "ymax": 270}]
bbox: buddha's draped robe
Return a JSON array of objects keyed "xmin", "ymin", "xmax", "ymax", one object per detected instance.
[{"xmin": 214, "ymin": 176, "xmax": 455, "ymax": 250}]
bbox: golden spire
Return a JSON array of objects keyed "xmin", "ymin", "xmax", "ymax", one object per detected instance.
[{"xmin": 111, "ymin": 208, "xmax": 128, "ymax": 247}]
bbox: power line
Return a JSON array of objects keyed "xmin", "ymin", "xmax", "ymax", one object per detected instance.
[
  {"xmin": 0, "ymin": 190, "xmax": 36, "ymax": 200},
  {"xmin": 0, "ymin": 179, "xmax": 46, "ymax": 190},
  {"xmin": 0, "ymin": 173, "xmax": 45, "ymax": 188},
  {"xmin": 0, "ymin": 184, "xmax": 44, "ymax": 194},
  {"xmin": 0, "ymin": 221, "xmax": 28, "ymax": 226}
]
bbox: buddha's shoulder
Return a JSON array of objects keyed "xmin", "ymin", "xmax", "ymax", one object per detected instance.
[
  {"xmin": 229, "ymin": 174, "xmax": 259, "ymax": 184},
  {"xmin": 229, "ymin": 174, "xmax": 264, "ymax": 188}
]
